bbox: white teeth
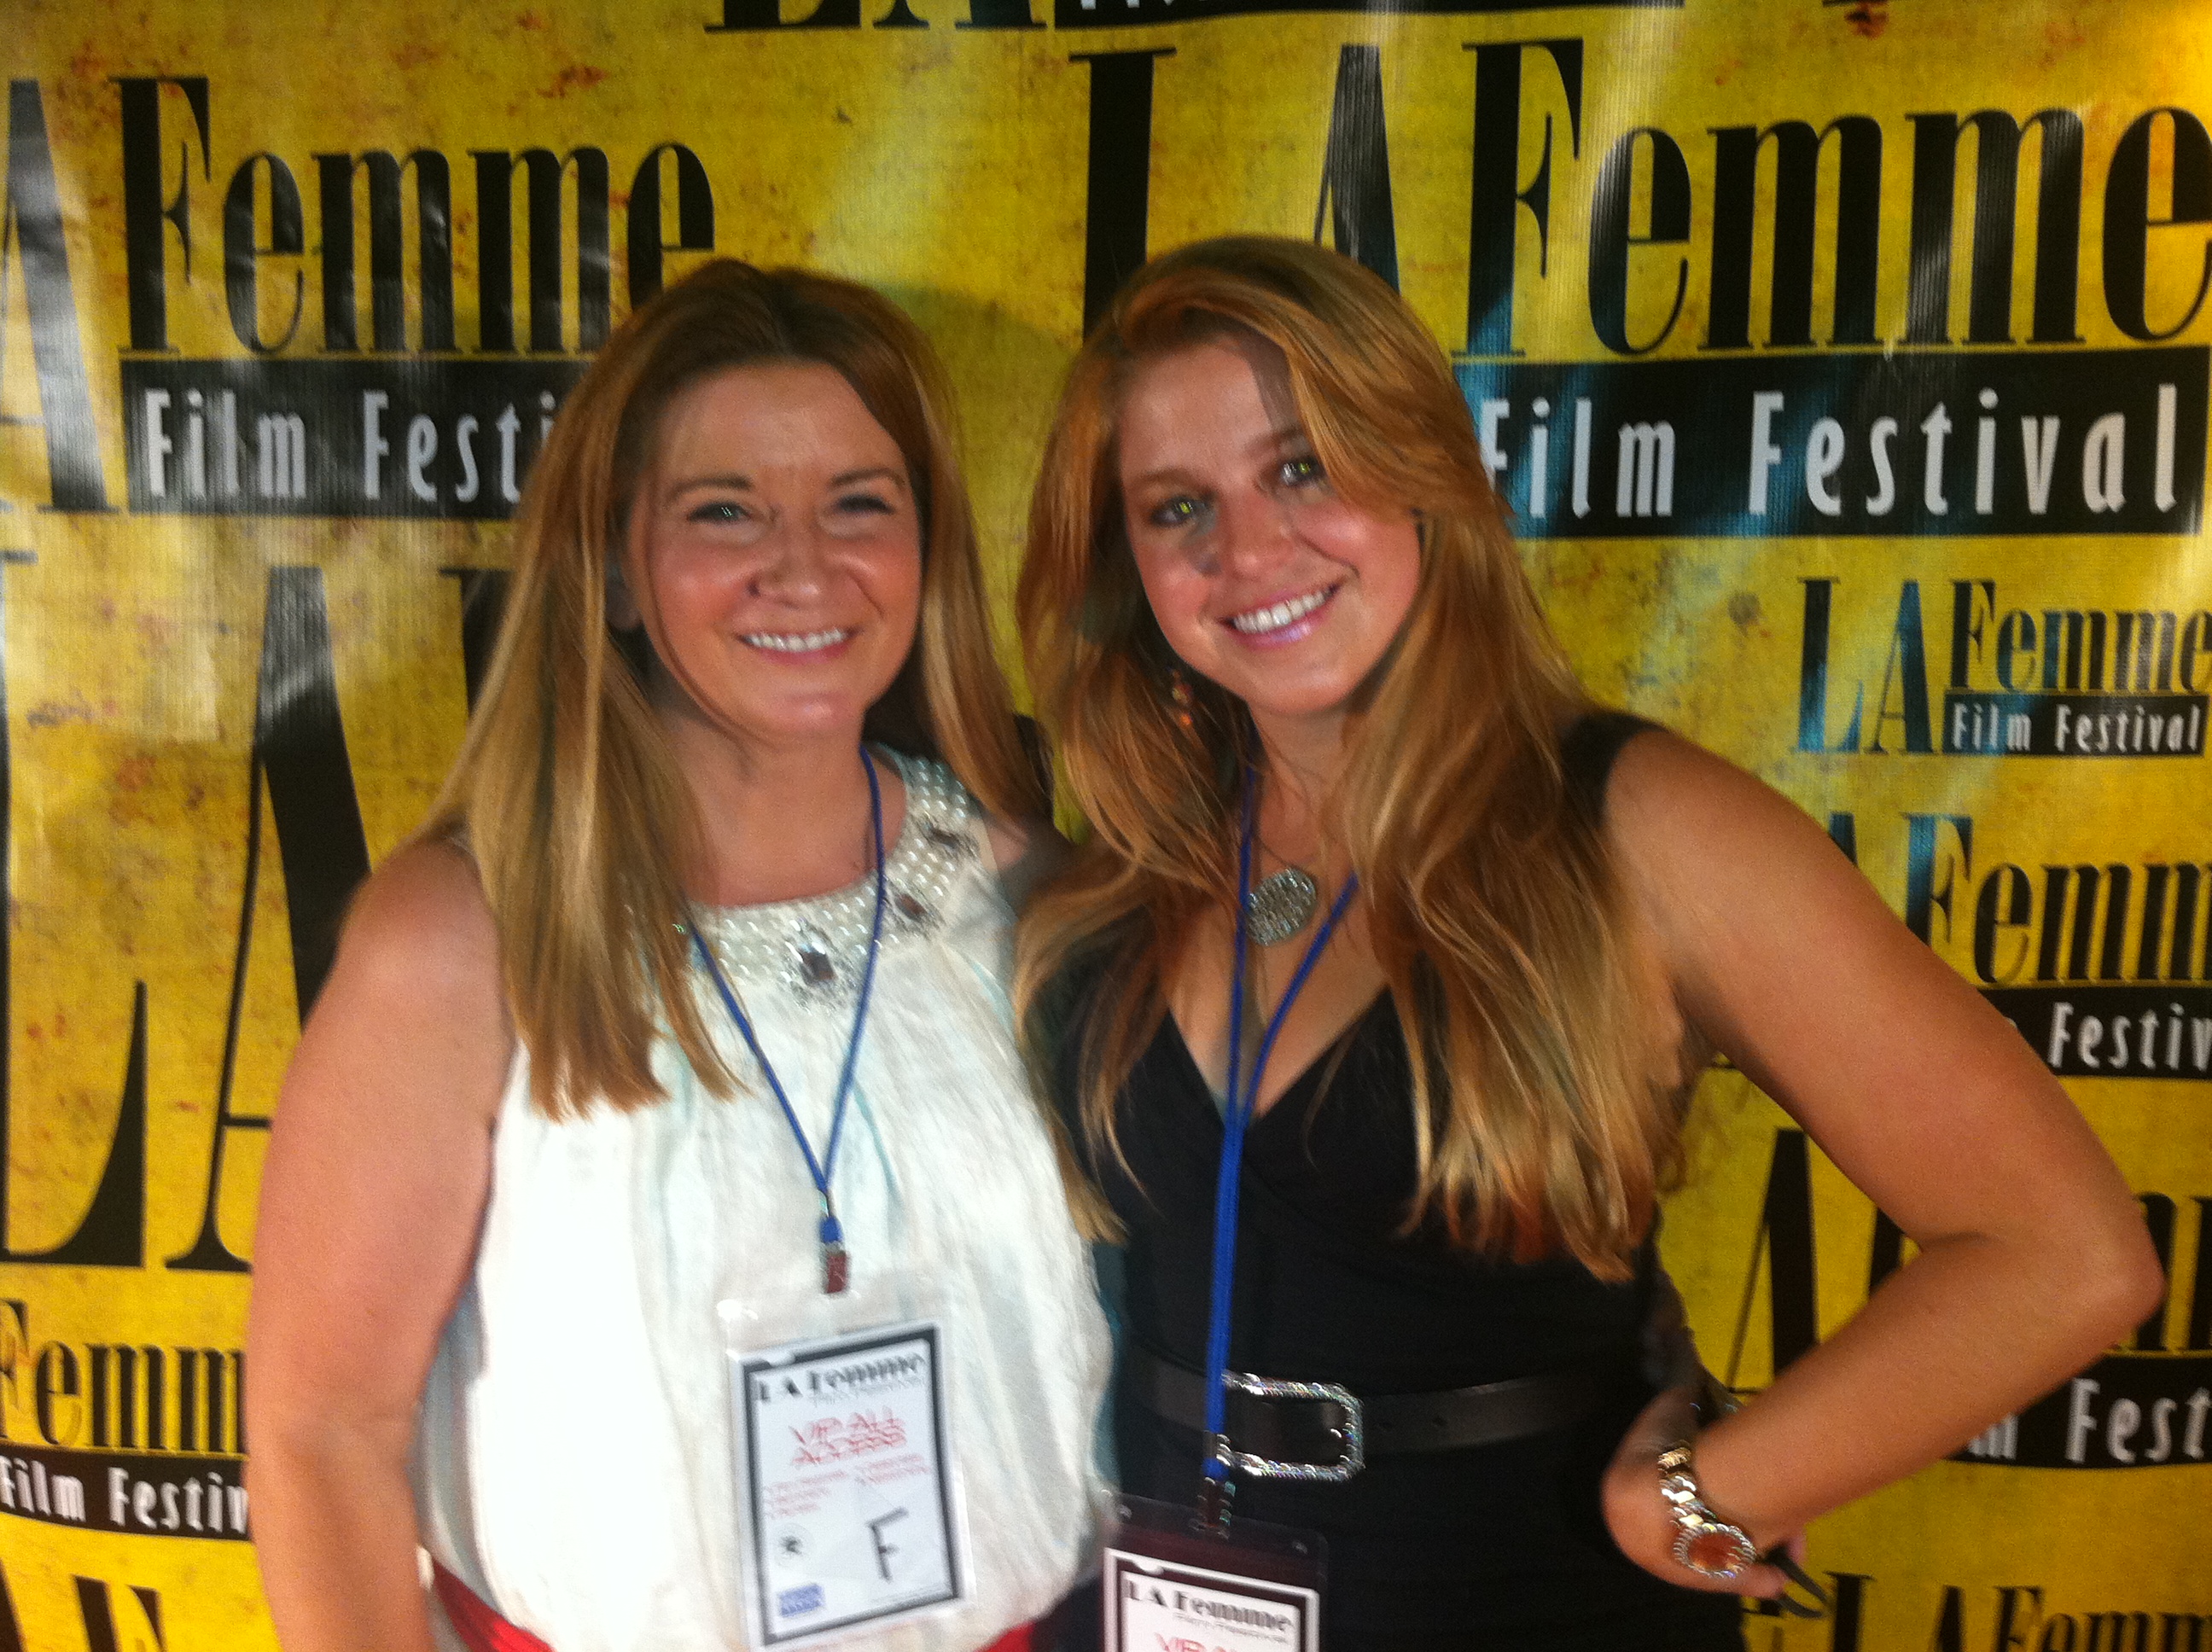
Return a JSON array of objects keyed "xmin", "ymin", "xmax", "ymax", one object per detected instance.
[
  {"xmin": 742, "ymin": 628, "xmax": 852, "ymax": 653},
  {"xmin": 1228, "ymin": 589, "xmax": 1330, "ymax": 635}
]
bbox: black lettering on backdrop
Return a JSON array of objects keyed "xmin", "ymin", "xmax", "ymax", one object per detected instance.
[
  {"xmin": 2, "ymin": 1306, "xmax": 248, "ymax": 1460},
  {"xmin": 1464, "ymin": 38, "xmax": 1580, "ymax": 356},
  {"xmin": 2193, "ymin": 1197, "xmax": 2212, "ymax": 1352},
  {"xmin": 1705, "ymin": 116, "xmax": 1881, "ymax": 351},
  {"xmin": 954, "ymin": 0, "xmax": 1043, "ymax": 27},
  {"xmin": 1930, "ymin": 1586, "xmax": 1966, "ymax": 1652},
  {"xmin": 223, "ymin": 153, "xmax": 306, "ymax": 354},
  {"xmin": 1459, "ymin": 85, "xmax": 2207, "ymax": 359},
  {"xmin": 1313, "ymin": 46, "xmax": 1398, "ymax": 290},
  {"xmin": 2041, "ymin": 864, "xmax": 2133, "ymax": 983},
  {"xmin": 627, "ymin": 144, "xmax": 714, "ymax": 306},
  {"xmin": 178, "ymin": 1351, "xmax": 240, "ymax": 1454},
  {"xmin": 1804, "ymin": 579, "xmax": 2212, "ymax": 758},
  {"xmin": 1973, "ymin": 1597, "xmax": 2212, "ymax": 1652},
  {"xmin": 1906, "ymin": 110, "xmax": 2084, "ymax": 346},
  {"xmin": 1055, "ymin": 0, "xmax": 1666, "ymax": 32},
  {"xmin": 1074, "ymin": 49, "xmax": 1170, "ymax": 337},
  {"xmin": 1799, "ymin": 579, "xmax": 1842, "ymax": 752},
  {"xmin": 2139, "ymin": 1194, "xmax": 2176, "ymax": 1351},
  {"xmin": 1993, "ymin": 1587, "xmax": 2042, "ymax": 1652},
  {"xmin": 2104, "ymin": 107, "xmax": 2212, "ymax": 343},
  {"xmin": 114, "ymin": 76, "xmax": 209, "ymax": 354},
  {"xmin": 74, "ymin": 1578, "xmax": 166, "ymax": 1652},
  {"xmin": 3, "ymin": 82, "xmax": 109, "ymax": 512},
  {"xmin": 1824, "ymin": 1573, "xmax": 1874, "ymax": 1652},
  {"xmin": 0, "ymin": 1561, "xmax": 21, "ymax": 1652},
  {"xmin": 122, "ymin": 81, "xmax": 713, "ymax": 358},
  {"xmin": 473, "ymin": 148, "xmax": 610, "ymax": 354},
  {"xmin": 1873, "ymin": 582, "xmax": 1933, "ymax": 754},
  {"xmin": 312, "ymin": 149, "xmax": 455, "ymax": 353},
  {"xmin": 706, "ymin": 0, "xmax": 1041, "ymax": 29},
  {"xmin": 1587, "ymin": 126, "xmax": 1687, "ymax": 355},
  {"xmin": 708, "ymin": 0, "xmax": 861, "ymax": 31}
]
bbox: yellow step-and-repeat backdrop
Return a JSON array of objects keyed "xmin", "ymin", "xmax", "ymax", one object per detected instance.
[{"xmin": 2, "ymin": 0, "xmax": 2206, "ymax": 1644}]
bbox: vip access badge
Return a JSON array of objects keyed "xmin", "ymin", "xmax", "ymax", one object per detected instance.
[
  {"xmin": 724, "ymin": 1286, "xmax": 969, "ymax": 1649},
  {"xmin": 1103, "ymin": 1495, "xmax": 1323, "ymax": 1652}
]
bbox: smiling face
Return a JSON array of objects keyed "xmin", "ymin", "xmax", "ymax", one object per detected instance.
[
  {"xmin": 1115, "ymin": 335, "xmax": 1423, "ymax": 756},
  {"xmin": 620, "ymin": 359, "xmax": 923, "ymax": 758}
]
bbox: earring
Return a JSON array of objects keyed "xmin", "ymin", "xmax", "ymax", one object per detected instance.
[{"xmin": 1167, "ymin": 666, "xmax": 1197, "ymax": 732}]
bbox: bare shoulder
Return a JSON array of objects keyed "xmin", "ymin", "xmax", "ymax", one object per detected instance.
[
  {"xmin": 981, "ymin": 813, "xmax": 1072, "ymax": 915},
  {"xmin": 1595, "ymin": 726, "xmax": 1901, "ymax": 990},
  {"xmin": 343, "ymin": 835, "xmax": 500, "ymax": 970},
  {"xmin": 1601, "ymin": 727, "xmax": 1834, "ymax": 880},
  {"xmin": 1594, "ymin": 729, "xmax": 1871, "ymax": 958},
  {"xmin": 292, "ymin": 836, "xmax": 513, "ymax": 1129}
]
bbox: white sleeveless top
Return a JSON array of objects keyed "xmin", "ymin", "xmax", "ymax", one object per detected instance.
[{"xmin": 413, "ymin": 754, "xmax": 1111, "ymax": 1651}]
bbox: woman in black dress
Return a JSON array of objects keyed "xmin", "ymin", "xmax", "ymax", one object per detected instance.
[{"xmin": 1014, "ymin": 236, "xmax": 2158, "ymax": 1650}]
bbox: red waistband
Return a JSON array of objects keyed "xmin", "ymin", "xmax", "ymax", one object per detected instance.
[
  {"xmin": 431, "ymin": 1561, "xmax": 1036, "ymax": 1652},
  {"xmin": 430, "ymin": 1562, "xmax": 554, "ymax": 1652}
]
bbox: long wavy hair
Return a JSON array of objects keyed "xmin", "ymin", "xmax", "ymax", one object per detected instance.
[
  {"xmin": 427, "ymin": 258, "xmax": 1042, "ymax": 1118},
  {"xmin": 1016, "ymin": 236, "xmax": 1682, "ymax": 1279}
]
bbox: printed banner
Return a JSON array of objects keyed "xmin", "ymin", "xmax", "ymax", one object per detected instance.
[{"xmin": 2, "ymin": 0, "xmax": 2206, "ymax": 1644}]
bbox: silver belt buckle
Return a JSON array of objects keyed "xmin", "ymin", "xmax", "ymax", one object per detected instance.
[{"xmin": 1214, "ymin": 1372, "xmax": 1365, "ymax": 1482}]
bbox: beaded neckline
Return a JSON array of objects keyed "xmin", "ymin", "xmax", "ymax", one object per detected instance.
[{"xmin": 688, "ymin": 753, "xmax": 980, "ymax": 1004}]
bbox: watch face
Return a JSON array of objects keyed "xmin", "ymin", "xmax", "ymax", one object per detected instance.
[{"xmin": 1675, "ymin": 1520, "xmax": 1758, "ymax": 1579}]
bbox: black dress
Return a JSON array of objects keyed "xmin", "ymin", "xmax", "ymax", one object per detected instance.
[{"xmin": 1051, "ymin": 715, "xmax": 1746, "ymax": 1652}]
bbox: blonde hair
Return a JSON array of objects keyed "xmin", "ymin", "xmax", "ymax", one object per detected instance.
[
  {"xmin": 429, "ymin": 258, "xmax": 1041, "ymax": 1118},
  {"xmin": 1016, "ymin": 236, "xmax": 1680, "ymax": 1279}
]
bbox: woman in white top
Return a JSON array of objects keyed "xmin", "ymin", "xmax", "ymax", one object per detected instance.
[{"xmin": 247, "ymin": 260, "xmax": 1110, "ymax": 1652}]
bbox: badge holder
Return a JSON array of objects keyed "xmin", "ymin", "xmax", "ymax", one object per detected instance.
[
  {"xmin": 721, "ymin": 1270, "xmax": 972, "ymax": 1649},
  {"xmin": 1103, "ymin": 1491, "xmax": 1325, "ymax": 1652}
]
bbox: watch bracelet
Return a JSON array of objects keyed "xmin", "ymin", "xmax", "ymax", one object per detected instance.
[{"xmin": 1655, "ymin": 1438, "xmax": 1758, "ymax": 1579}]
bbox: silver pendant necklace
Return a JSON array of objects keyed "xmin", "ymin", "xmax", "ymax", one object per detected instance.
[{"xmin": 1243, "ymin": 864, "xmax": 1320, "ymax": 947}]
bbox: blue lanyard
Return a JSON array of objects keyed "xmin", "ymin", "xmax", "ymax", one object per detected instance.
[
  {"xmin": 1201, "ymin": 780, "xmax": 1359, "ymax": 1498},
  {"xmin": 689, "ymin": 746, "xmax": 889, "ymax": 1295}
]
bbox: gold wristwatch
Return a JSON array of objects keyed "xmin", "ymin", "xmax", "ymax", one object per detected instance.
[{"xmin": 1654, "ymin": 1439, "xmax": 1759, "ymax": 1580}]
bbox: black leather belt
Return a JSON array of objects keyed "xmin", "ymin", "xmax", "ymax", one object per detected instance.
[{"xmin": 1124, "ymin": 1342, "xmax": 1617, "ymax": 1481}]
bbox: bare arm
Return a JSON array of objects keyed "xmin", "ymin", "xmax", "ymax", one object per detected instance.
[
  {"xmin": 246, "ymin": 841, "xmax": 514, "ymax": 1651},
  {"xmin": 1595, "ymin": 733, "xmax": 2162, "ymax": 1593}
]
